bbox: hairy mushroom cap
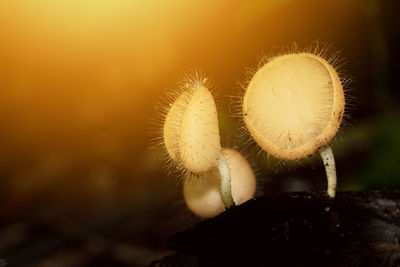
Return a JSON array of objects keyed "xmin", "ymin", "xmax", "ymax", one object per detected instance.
[
  {"xmin": 243, "ymin": 53, "xmax": 345, "ymax": 160},
  {"xmin": 183, "ymin": 148, "xmax": 256, "ymax": 218},
  {"xmin": 163, "ymin": 84, "xmax": 221, "ymax": 174},
  {"xmin": 163, "ymin": 90, "xmax": 191, "ymax": 162}
]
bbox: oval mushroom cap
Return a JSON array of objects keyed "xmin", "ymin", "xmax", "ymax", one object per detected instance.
[
  {"xmin": 163, "ymin": 91, "xmax": 191, "ymax": 162},
  {"xmin": 243, "ymin": 53, "xmax": 344, "ymax": 160},
  {"xmin": 179, "ymin": 86, "xmax": 221, "ymax": 174},
  {"xmin": 183, "ymin": 148, "xmax": 256, "ymax": 218},
  {"xmin": 163, "ymin": 85, "xmax": 221, "ymax": 174}
]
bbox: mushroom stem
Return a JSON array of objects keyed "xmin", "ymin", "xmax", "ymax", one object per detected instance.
[
  {"xmin": 217, "ymin": 153, "xmax": 235, "ymax": 209},
  {"xmin": 318, "ymin": 144, "xmax": 337, "ymax": 198}
]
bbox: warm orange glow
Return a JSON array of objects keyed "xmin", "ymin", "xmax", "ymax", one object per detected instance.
[{"xmin": 0, "ymin": 0, "xmax": 363, "ymax": 217}]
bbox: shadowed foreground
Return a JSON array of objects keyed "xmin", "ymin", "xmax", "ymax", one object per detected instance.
[{"xmin": 151, "ymin": 191, "xmax": 400, "ymax": 267}]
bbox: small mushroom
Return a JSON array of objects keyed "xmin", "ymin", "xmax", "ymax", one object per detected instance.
[
  {"xmin": 163, "ymin": 77, "xmax": 236, "ymax": 208},
  {"xmin": 163, "ymin": 84, "xmax": 221, "ymax": 174},
  {"xmin": 183, "ymin": 148, "xmax": 257, "ymax": 218},
  {"xmin": 242, "ymin": 52, "xmax": 345, "ymax": 198}
]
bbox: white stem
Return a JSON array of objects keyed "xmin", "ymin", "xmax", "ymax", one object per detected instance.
[
  {"xmin": 318, "ymin": 144, "xmax": 337, "ymax": 198},
  {"xmin": 217, "ymin": 153, "xmax": 235, "ymax": 209}
]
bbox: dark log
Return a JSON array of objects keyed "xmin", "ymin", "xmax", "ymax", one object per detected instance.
[{"xmin": 150, "ymin": 191, "xmax": 400, "ymax": 267}]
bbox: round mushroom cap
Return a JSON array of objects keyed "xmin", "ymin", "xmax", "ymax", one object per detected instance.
[
  {"xmin": 163, "ymin": 85, "xmax": 221, "ymax": 174},
  {"xmin": 243, "ymin": 53, "xmax": 345, "ymax": 160},
  {"xmin": 183, "ymin": 148, "xmax": 256, "ymax": 218}
]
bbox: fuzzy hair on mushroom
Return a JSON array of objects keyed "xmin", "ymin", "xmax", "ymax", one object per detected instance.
[
  {"xmin": 243, "ymin": 52, "xmax": 345, "ymax": 160},
  {"xmin": 242, "ymin": 50, "xmax": 346, "ymax": 198},
  {"xmin": 163, "ymin": 77, "xmax": 221, "ymax": 175},
  {"xmin": 161, "ymin": 74, "xmax": 237, "ymax": 209}
]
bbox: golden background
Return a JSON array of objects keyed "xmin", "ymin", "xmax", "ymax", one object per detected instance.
[{"xmin": 0, "ymin": 0, "xmax": 398, "ymax": 265}]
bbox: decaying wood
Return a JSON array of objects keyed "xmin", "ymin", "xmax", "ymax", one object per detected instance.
[{"xmin": 151, "ymin": 191, "xmax": 400, "ymax": 266}]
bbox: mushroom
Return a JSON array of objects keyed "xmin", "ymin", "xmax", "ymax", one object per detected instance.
[
  {"xmin": 163, "ymin": 77, "xmax": 236, "ymax": 208},
  {"xmin": 183, "ymin": 148, "xmax": 257, "ymax": 218},
  {"xmin": 242, "ymin": 52, "xmax": 345, "ymax": 198}
]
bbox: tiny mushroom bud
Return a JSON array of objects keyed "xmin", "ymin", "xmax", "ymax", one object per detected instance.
[
  {"xmin": 243, "ymin": 52, "xmax": 345, "ymax": 198},
  {"xmin": 183, "ymin": 148, "xmax": 257, "ymax": 218}
]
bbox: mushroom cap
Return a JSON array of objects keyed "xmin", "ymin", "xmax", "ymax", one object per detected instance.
[
  {"xmin": 163, "ymin": 90, "xmax": 191, "ymax": 162},
  {"xmin": 163, "ymin": 85, "xmax": 221, "ymax": 174},
  {"xmin": 183, "ymin": 148, "xmax": 257, "ymax": 218},
  {"xmin": 243, "ymin": 53, "xmax": 345, "ymax": 160}
]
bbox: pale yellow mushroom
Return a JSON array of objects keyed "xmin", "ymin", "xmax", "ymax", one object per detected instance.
[
  {"xmin": 163, "ymin": 85, "xmax": 221, "ymax": 174},
  {"xmin": 163, "ymin": 80, "xmax": 235, "ymax": 208},
  {"xmin": 179, "ymin": 86, "xmax": 221, "ymax": 174},
  {"xmin": 183, "ymin": 148, "xmax": 257, "ymax": 218},
  {"xmin": 243, "ymin": 52, "xmax": 345, "ymax": 198},
  {"xmin": 163, "ymin": 90, "xmax": 191, "ymax": 162}
]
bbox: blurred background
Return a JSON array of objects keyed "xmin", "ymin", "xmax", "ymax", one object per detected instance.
[{"xmin": 0, "ymin": 0, "xmax": 399, "ymax": 266}]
